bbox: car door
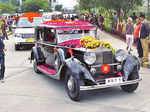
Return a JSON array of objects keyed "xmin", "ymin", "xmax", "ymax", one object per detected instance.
[{"xmin": 42, "ymin": 28, "xmax": 56, "ymax": 67}]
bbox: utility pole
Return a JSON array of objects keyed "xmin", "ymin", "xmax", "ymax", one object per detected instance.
[
  {"xmin": 148, "ymin": 0, "xmax": 150, "ymax": 15},
  {"xmin": 19, "ymin": 0, "xmax": 22, "ymax": 10},
  {"xmin": 94, "ymin": 0, "xmax": 97, "ymax": 14}
]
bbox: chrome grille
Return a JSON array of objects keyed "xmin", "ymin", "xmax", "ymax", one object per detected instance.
[
  {"xmin": 94, "ymin": 49, "xmax": 113, "ymax": 65},
  {"xmin": 22, "ymin": 34, "xmax": 35, "ymax": 38}
]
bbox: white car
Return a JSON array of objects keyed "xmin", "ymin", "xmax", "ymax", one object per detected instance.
[{"xmin": 14, "ymin": 17, "xmax": 43, "ymax": 50}]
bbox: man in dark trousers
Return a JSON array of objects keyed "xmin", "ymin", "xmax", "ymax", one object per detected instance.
[
  {"xmin": 0, "ymin": 31, "xmax": 6, "ymax": 83},
  {"xmin": 139, "ymin": 14, "xmax": 150, "ymax": 63}
]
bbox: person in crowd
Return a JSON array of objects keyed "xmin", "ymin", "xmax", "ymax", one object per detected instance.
[
  {"xmin": 98, "ymin": 14, "xmax": 104, "ymax": 30},
  {"xmin": 131, "ymin": 12, "xmax": 137, "ymax": 23},
  {"xmin": 139, "ymin": 13, "xmax": 150, "ymax": 63},
  {"xmin": 1, "ymin": 19, "xmax": 8, "ymax": 40},
  {"xmin": 111, "ymin": 12, "xmax": 117, "ymax": 30},
  {"xmin": 0, "ymin": 17, "xmax": 6, "ymax": 83},
  {"xmin": 134, "ymin": 17, "xmax": 143, "ymax": 61},
  {"xmin": 7, "ymin": 16, "xmax": 13, "ymax": 32},
  {"xmin": 90, "ymin": 14, "xmax": 98, "ymax": 25},
  {"xmin": 126, "ymin": 17, "xmax": 134, "ymax": 52}
]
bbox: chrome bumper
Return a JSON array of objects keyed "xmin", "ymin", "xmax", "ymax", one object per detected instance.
[{"xmin": 80, "ymin": 78, "xmax": 142, "ymax": 91}]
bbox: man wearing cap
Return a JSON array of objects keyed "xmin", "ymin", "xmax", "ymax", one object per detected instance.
[{"xmin": 139, "ymin": 14, "xmax": 150, "ymax": 63}]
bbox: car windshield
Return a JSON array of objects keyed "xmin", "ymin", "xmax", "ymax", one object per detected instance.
[
  {"xmin": 57, "ymin": 28, "xmax": 96, "ymax": 43},
  {"xmin": 17, "ymin": 17, "xmax": 42, "ymax": 27}
]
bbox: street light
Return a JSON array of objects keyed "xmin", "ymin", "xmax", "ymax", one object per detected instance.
[{"xmin": 94, "ymin": 0, "xmax": 97, "ymax": 14}]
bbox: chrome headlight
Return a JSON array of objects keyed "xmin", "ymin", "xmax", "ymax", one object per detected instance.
[
  {"xmin": 15, "ymin": 33, "xmax": 22, "ymax": 38},
  {"xmin": 115, "ymin": 49, "xmax": 127, "ymax": 62},
  {"xmin": 84, "ymin": 52, "xmax": 96, "ymax": 65}
]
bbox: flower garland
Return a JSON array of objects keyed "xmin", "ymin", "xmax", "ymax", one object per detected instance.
[
  {"xmin": 20, "ymin": 12, "xmax": 42, "ymax": 23},
  {"xmin": 80, "ymin": 36, "xmax": 100, "ymax": 49},
  {"xmin": 100, "ymin": 40, "xmax": 116, "ymax": 54}
]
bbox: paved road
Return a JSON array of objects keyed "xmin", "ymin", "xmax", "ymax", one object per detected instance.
[{"xmin": 0, "ymin": 32, "xmax": 150, "ymax": 112}]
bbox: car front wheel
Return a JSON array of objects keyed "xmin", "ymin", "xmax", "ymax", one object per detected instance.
[
  {"xmin": 121, "ymin": 71, "xmax": 139, "ymax": 93},
  {"xmin": 65, "ymin": 75, "xmax": 80, "ymax": 101}
]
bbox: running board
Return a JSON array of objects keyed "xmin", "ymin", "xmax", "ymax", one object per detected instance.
[
  {"xmin": 80, "ymin": 78, "xmax": 142, "ymax": 91},
  {"xmin": 37, "ymin": 65, "xmax": 56, "ymax": 75}
]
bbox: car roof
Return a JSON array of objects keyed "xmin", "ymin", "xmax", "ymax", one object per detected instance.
[{"xmin": 38, "ymin": 20, "xmax": 96, "ymax": 30}]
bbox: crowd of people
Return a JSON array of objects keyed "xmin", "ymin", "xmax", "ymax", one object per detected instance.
[{"xmin": 126, "ymin": 13, "xmax": 150, "ymax": 64}]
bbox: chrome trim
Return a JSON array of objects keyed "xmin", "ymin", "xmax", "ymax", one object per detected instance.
[
  {"xmin": 91, "ymin": 63, "xmax": 120, "ymax": 67},
  {"xmin": 80, "ymin": 78, "xmax": 142, "ymax": 91}
]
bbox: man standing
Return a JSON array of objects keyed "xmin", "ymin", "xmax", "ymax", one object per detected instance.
[
  {"xmin": 2, "ymin": 19, "xmax": 8, "ymax": 40},
  {"xmin": 140, "ymin": 14, "xmax": 150, "ymax": 63},
  {"xmin": 0, "ymin": 17, "xmax": 6, "ymax": 83}
]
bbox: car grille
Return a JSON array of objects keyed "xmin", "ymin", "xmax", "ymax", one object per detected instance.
[
  {"xmin": 94, "ymin": 49, "xmax": 113, "ymax": 65},
  {"xmin": 22, "ymin": 34, "xmax": 35, "ymax": 38}
]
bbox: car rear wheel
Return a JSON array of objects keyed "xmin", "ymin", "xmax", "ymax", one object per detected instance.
[
  {"xmin": 121, "ymin": 71, "xmax": 139, "ymax": 93},
  {"xmin": 65, "ymin": 74, "xmax": 80, "ymax": 101},
  {"xmin": 33, "ymin": 59, "xmax": 41, "ymax": 74}
]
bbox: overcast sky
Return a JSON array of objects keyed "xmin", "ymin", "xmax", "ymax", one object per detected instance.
[{"xmin": 58, "ymin": 0, "xmax": 78, "ymax": 8}]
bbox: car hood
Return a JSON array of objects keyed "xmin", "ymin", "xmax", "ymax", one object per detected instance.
[{"xmin": 15, "ymin": 28, "xmax": 35, "ymax": 34}]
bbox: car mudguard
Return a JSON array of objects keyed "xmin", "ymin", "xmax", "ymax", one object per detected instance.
[
  {"xmin": 64, "ymin": 58, "xmax": 96, "ymax": 83},
  {"xmin": 122, "ymin": 55, "xmax": 140, "ymax": 81},
  {"xmin": 31, "ymin": 46, "xmax": 45, "ymax": 63},
  {"xmin": 56, "ymin": 48, "xmax": 66, "ymax": 64}
]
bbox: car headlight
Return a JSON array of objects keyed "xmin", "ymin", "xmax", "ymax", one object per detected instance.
[
  {"xmin": 15, "ymin": 34, "xmax": 22, "ymax": 38},
  {"xmin": 115, "ymin": 49, "xmax": 127, "ymax": 62},
  {"xmin": 84, "ymin": 52, "xmax": 96, "ymax": 65}
]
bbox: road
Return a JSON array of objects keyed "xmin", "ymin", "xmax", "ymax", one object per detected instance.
[{"xmin": 0, "ymin": 32, "xmax": 150, "ymax": 112}]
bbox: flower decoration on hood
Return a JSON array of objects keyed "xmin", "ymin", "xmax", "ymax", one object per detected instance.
[
  {"xmin": 80, "ymin": 36, "xmax": 100, "ymax": 49},
  {"xmin": 100, "ymin": 40, "xmax": 116, "ymax": 54}
]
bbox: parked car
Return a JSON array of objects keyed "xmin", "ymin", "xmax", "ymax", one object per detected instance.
[
  {"xmin": 14, "ymin": 13, "xmax": 43, "ymax": 50},
  {"xmin": 30, "ymin": 20, "xmax": 141, "ymax": 101}
]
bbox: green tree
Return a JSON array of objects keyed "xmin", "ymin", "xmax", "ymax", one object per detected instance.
[
  {"xmin": 97, "ymin": 0, "xmax": 143, "ymax": 18},
  {"xmin": 55, "ymin": 4, "xmax": 63, "ymax": 11},
  {"xmin": 11, "ymin": 0, "xmax": 19, "ymax": 6},
  {"xmin": 78, "ymin": 0, "xmax": 96, "ymax": 12},
  {"xmin": 21, "ymin": 0, "xmax": 50, "ymax": 12},
  {"xmin": 0, "ymin": 2, "xmax": 16, "ymax": 14}
]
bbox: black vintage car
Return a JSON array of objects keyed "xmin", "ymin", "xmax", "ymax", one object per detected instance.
[{"xmin": 30, "ymin": 20, "xmax": 141, "ymax": 101}]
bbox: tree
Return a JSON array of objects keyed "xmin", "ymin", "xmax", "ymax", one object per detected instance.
[
  {"xmin": 55, "ymin": 4, "xmax": 63, "ymax": 11},
  {"xmin": 21, "ymin": 0, "xmax": 50, "ymax": 12},
  {"xmin": 11, "ymin": 0, "xmax": 19, "ymax": 6},
  {"xmin": 78, "ymin": 0, "xmax": 96, "ymax": 12},
  {"xmin": 97, "ymin": 0, "xmax": 143, "ymax": 19},
  {"xmin": 0, "ymin": 2, "xmax": 16, "ymax": 14}
]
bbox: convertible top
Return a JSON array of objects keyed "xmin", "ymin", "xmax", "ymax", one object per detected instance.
[{"xmin": 39, "ymin": 20, "xmax": 96, "ymax": 30}]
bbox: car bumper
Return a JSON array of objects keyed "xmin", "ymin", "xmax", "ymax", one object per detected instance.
[
  {"xmin": 80, "ymin": 78, "xmax": 142, "ymax": 91},
  {"xmin": 15, "ymin": 42, "xmax": 35, "ymax": 48}
]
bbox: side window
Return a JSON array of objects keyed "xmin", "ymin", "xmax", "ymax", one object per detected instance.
[
  {"xmin": 44, "ymin": 28, "xmax": 56, "ymax": 43},
  {"xmin": 36, "ymin": 29, "xmax": 44, "ymax": 42}
]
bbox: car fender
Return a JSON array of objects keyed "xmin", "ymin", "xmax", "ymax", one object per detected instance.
[
  {"xmin": 31, "ymin": 46, "xmax": 45, "ymax": 63},
  {"xmin": 122, "ymin": 55, "xmax": 140, "ymax": 81},
  {"xmin": 56, "ymin": 48, "xmax": 65, "ymax": 64},
  {"xmin": 64, "ymin": 58, "xmax": 95, "ymax": 83}
]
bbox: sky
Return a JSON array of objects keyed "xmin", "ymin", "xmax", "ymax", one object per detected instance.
[{"xmin": 58, "ymin": 0, "xmax": 78, "ymax": 8}]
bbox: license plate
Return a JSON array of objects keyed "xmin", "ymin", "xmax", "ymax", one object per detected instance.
[
  {"xmin": 26, "ymin": 39, "xmax": 35, "ymax": 42},
  {"xmin": 105, "ymin": 77, "xmax": 123, "ymax": 85}
]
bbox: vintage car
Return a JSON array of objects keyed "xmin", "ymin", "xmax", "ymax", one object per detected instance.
[
  {"xmin": 14, "ymin": 12, "xmax": 43, "ymax": 50},
  {"xmin": 30, "ymin": 20, "xmax": 141, "ymax": 101}
]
